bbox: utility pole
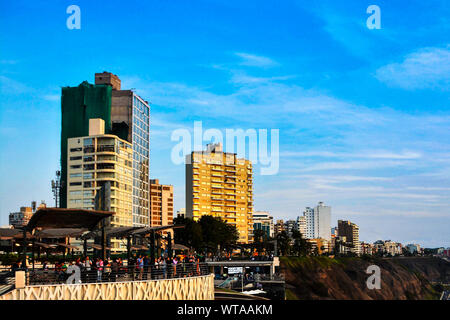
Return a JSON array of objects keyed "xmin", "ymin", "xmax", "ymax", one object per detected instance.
[{"xmin": 51, "ymin": 170, "xmax": 62, "ymax": 208}]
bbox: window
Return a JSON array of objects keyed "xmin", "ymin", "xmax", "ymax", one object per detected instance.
[
  {"xmin": 70, "ymin": 173, "xmax": 82, "ymax": 178},
  {"xmin": 70, "ymin": 156, "xmax": 82, "ymax": 161},
  {"xmin": 69, "ymin": 182, "xmax": 82, "ymax": 186},
  {"xmin": 84, "ymin": 138, "xmax": 93, "ymax": 146},
  {"xmin": 83, "ymin": 181, "xmax": 93, "ymax": 188},
  {"xmin": 83, "ymin": 164, "xmax": 95, "ymax": 170},
  {"xmin": 70, "ymin": 147, "xmax": 82, "ymax": 152},
  {"xmin": 83, "ymin": 173, "xmax": 93, "ymax": 179},
  {"xmin": 70, "ymin": 165, "xmax": 81, "ymax": 169}
]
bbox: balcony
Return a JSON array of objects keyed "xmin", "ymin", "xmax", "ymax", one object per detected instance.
[
  {"xmin": 97, "ymin": 145, "xmax": 116, "ymax": 153},
  {"xmin": 83, "ymin": 146, "xmax": 95, "ymax": 154}
]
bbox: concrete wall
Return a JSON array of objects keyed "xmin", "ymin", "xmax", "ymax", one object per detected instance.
[{"xmin": 0, "ymin": 274, "xmax": 214, "ymax": 300}]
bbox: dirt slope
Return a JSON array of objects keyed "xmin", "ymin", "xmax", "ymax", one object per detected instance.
[{"xmin": 281, "ymin": 256, "xmax": 448, "ymax": 300}]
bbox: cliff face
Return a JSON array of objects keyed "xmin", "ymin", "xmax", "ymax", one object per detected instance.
[{"xmin": 281, "ymin": 256, "xmax": 448, "ymax": 300}]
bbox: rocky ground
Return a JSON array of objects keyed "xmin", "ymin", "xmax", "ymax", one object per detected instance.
[{"xmin": 281, "ymin": 256, "xmax": 449, "ymax": 300}]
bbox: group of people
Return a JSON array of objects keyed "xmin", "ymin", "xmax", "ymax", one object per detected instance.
[
  {"xmin": 27, "ymin": 254, "xmax": 206, "ymax": 284},
  {"xmin": 129, "ymin": 254, "xmax": 204, "ymax": 280}
]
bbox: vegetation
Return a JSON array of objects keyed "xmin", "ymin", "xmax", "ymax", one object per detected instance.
[{"xmin": 174, "ymin": 215, "xmax": 239, "ymax": 253}]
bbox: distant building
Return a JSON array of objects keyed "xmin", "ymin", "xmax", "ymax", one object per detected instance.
[
  {"xmin": 301, "ymin": 202, "xmax": 331, "ymax": 240},
  {"xmin": 253, "ymin": 211, "xmax": 274, "ymax": 238},
  {"xmin": 360, "ymin": 242, "xmax": 375, "ymax": 255},
  {"xmin": 331, "ymin": 227, "xmax": 338, "ymax": 238},
  {"xmin": 297, "ymin": 216, "xmax": 306, "ymax": 237},
  {"xmin": 149, "ymin": 179, "xmax": 174, "ymax": 227},
  {"xmin": 176, "ymin": 208, "xmax": 186, "ymax": 219},
  {"xmin": 384, "ymin": 241, "xmax": 402, "ymax": 256},
  {"xmin": 373, "ymin": 240, "xmax": 402, "ymax": 256},
  {"xmin": 307, "ymin": 238, "xmax": 330, "ymax": 255},
  {"xmin": 443, "ymin": 248, "xmax": 450, "ymax": 257},
  {"xmin": 274, "ymin": 219, "xmax": 285, "ymax": 235},
  {"xmin": 333, "ymin": 236, "xmax": 350, "ymax": 255},
  {"xmin": 337, "ymin": 220, "xmax": 361, "ymax": 255},
  {"xmin": 285, "ymin": 219, "xmax": 297, "ymax": 237},
  {"xmin": 9, "ymin": 202, "xmax": 46, "ymax": 228},
  {"xmin": 406, "ymin": 243, "xmax": 421, "ymax": 254}
]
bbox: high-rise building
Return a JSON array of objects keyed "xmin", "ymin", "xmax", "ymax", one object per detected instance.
[
  {"xmin": 67, "ymin": 119, "xmax": 133, "ymax": 252},
  {"xmin": 185, "ymin": 143, "xmax": 253, "ymax": 243},
  {"xmin": 337, "ymin": 220, "xmax": 360, "ymax": 255},
  {"xmin": 302, "ymin": 202, "xmax": 331, "ymax": 240},
  {"xmin": 67, "ymin": 120, "xmax": 133, "ymax": 222},
  {"xmin": 296, "ymin": 215, "xmax": 306, "ymax": 237},
  {"xmin": 253, "ymin": 211, "xmax": 274, "ymax": 238},
  {"xmin": 150, "ymin": 179, "xmax": 174, "ymax": 227},
  {"xmin": 61, "ymin": 72, "xmax": 150, "ymax": 227}
]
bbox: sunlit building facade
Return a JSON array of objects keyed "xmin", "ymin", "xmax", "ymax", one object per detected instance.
[{"xmin": 186, "ymin": 143, "xmax": 253, "ymax": 243}]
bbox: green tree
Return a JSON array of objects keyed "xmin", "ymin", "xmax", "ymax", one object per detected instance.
[
  {"xmin": 198, "ymin": 215, "xmax": 238, "ymax": 253},
  {"xmin": 173, "ymin": 216, "xmax": 203, "ymax": 249},
  {"xmin": 276, "ymin": 231, "xmax": 291, "ymax": 256},
  {"xmin": 291, "ymin": 230, "xmax": 311, "ymax": 256}
]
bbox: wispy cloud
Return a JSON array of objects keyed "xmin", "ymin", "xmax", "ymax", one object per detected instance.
[
  {"xmin": 42, "ymin": 94, "xmax": 60, "ymax": 102},
  {"xmin": 0, "ymin": 76, "xmax": 31, "ymax": 95},
  {"xmin": 281, "ymin": 150, "xmax": 422, "ymax": 160},
  {"xmin": 121, "ymin": 57, "xmax": 450, "ymax": 237},
  {"xmin": 376, "ymin": 45, "xmax": 450, "ymax": 90},
  {"xmin": 0, "ymin": 60, "xmax": 18, "ymax": 65},
  {"xmin": 234, "ymin": 52, "xmax": 279, "ymax": 68}
]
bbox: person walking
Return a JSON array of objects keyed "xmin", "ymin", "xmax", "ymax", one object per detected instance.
[
  {"xmin": 96, "ymin": 258, "xmax": 103, "ymax": 282},
  {"xmin": 172, "ymin": 257, "xmax": 178, "ymax": 278},
  {"xmin": 143, "ymin": 255, "xmax": 149, "ymax": 280},
  {"xmin": 137, "ymin": 255, "xmax": 144, "ymax": 280},
  {"xmin": 160, "ymin": 257, "xmax": 167, "ymax": 279},
  {"xmin": 84, "ymin": 256, "xmax": 92, "ymax": 283}
]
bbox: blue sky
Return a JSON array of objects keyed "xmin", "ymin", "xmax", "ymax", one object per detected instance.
[{"xmin": 0, "ymin": 0, "xmax": 449, "ymax": 247}]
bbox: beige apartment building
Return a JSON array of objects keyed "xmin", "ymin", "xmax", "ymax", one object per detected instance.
[
  {"xmin": 67, "ymin": 119, "xmax": 133, "ymax": 252},
  {"xmin": 337, "ymin": 220, "xmax": 361, "ymax": 255},
  {"xmin": 150, "ymin": 179, "xmax": 174, "ymax": 227},
  {"xmin": 185, "ymin": 143, "xmax": 253, "ymax": 243}
]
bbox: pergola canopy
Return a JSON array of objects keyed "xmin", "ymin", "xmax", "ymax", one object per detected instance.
[
  {"xmin": 35, "ymin": 228, "xmax": 87, "ymax": 238},
  {"xmin": 131, "ymin": 224, "xmax": 183, "ymax": 236},
  {"xmin": 0, "ymin": 228, "xmax": 32, "ymax": 239},
  {"xmin": 173, "ymin": 244, "xmax": 190, "ymax": 250},
  {"xmin": 26, "ymin": 208, "xmax": 114, "ymax": 231}
]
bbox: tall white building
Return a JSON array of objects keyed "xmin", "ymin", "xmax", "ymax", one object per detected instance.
[{"xmin": 301, "ymin": 202, "xmax": 331, "ymax": 241}]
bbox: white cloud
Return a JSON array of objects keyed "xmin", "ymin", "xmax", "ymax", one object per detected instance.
[
  {"xmin": 42, "ymin": 94, "xmax": 60, "ymax": 102},
  {"xmin": 281, "ymin": 150, "xmax": 422, "ymax": 160},
  {"xmin": 376, "ymin": 46, "xmax": 450, "ymax": 90},
  {"xmin": 0, "ymin": 76, "xmax": 31, "ymax": 94},
  {"xmin": 234, "ymin": 52, "xmax": 279, "ymax": 68}
]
